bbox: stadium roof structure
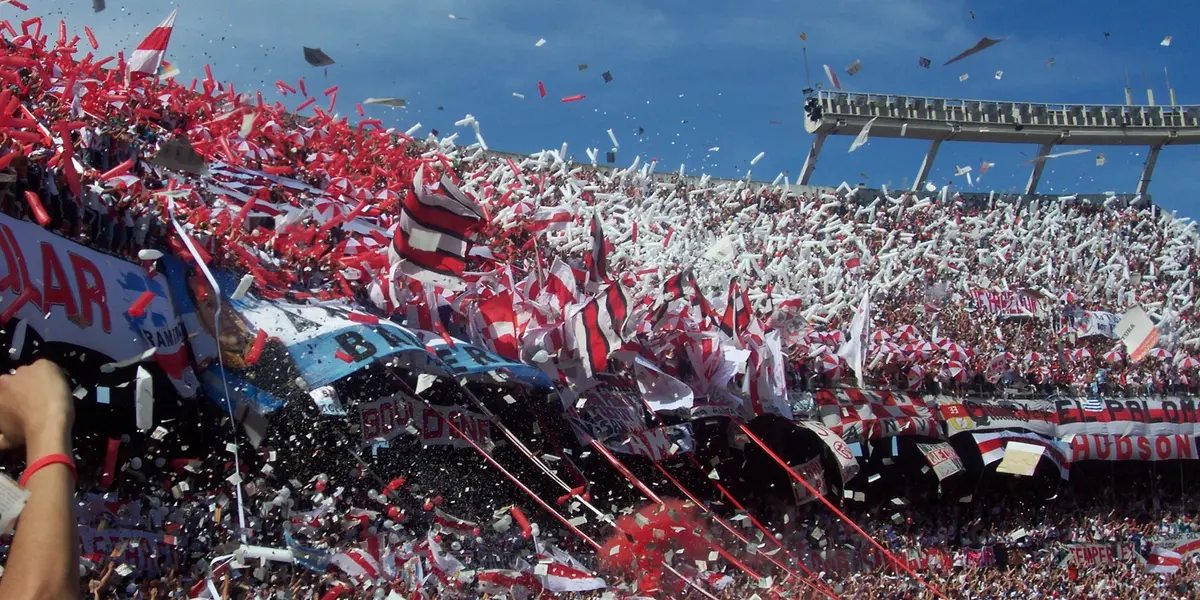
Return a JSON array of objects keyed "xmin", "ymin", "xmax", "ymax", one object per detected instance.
[{"xmin": 800, "ymin": 90, "xmax": 1200, "ymax": 196}]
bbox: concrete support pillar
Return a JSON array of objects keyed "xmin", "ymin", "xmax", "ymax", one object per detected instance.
[
  {"xmin": 798, "ymin": 132, "xmax": 827, "ymax": 185},
  {"xmin": 1136, "ymin": 144, "xmax": 1163, "ymax": 196},
  {"xmin": 911, "ymin": 139, "xmax": 943, "ymax": 192},
  {"xmin": 1024, "ymin": 143, "xmax": 1054, "ymax": 195}
]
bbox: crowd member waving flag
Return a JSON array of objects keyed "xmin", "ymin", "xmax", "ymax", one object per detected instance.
[
  {"xmin": 589, "ymin": 213, "xmax": 612, "ymax": 284},
  {"xmin": 390, "ymin": 165, "xmax": 486, "ymax": 290},
  {"xmin": 838, "ymin": 288, "xmax": 871, "ymax": 388},
  {"xmin": 567, "ymin": 284, "xmax": 631, "ymax": 378},
  {"xmin": 1146, "ymin": 547, "xmax": 1182, "ymax": 574},
  {"xmin": 128, "ymin": 8, "xmax": 179, "ymax": 75}
]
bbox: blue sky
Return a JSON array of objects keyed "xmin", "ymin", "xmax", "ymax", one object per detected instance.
[{"xmin": 23, "ymin": 0, "xmax": 1200, "ymax": 219}]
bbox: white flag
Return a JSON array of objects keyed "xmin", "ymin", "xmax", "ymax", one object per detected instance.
[
  {"xmin": 848, "ymin": 117, "xmax": 878, "ymax": 153},
  {"xmin": 837, "ymin": 289, "xmax": 870, "ymax": 387}
]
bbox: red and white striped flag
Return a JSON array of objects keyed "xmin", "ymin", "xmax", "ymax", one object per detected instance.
[
  {"xmin": 1146, "ymin": 547, "xmax": 1182, "ymax": 574},
  {"xmin": 128, "ymin": 8, "xmax": 178, "ymax": 75},
  {"xmin": 390, "ymin": 166, "xmax": 485, "ymax": 290},
  {"xmin": 534, "ymin": 543, "xmax": 607, "ymax": 593},
  {"xmin": 477, "ymin": 569, "xmax": 543, "ymax": 600},
  {"xmin": 567, "ymin": 284, "xmax": 630, "ymax": 377},
  {"xmin": 529, "ymin": 206, "xmax": 574, "ymax": 233},
  {"xmin": 330, "ymin": 547, "xmax": 381, "ymax": 581},
  {"xmin": 475, "ymin": 292, "xmax": 520, "ymax": 361}
]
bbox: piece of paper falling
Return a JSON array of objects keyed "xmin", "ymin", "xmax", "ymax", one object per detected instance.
[
  {"xmin": 959, "ymin": 73, "xmax": 970, "ymax": 82},
  {"xmin": 846, "ymin": 60, "xmax": 862, "ymax": 76},
  {"xmin": 994, "ymin": 70, "xmax": 1004, "ymax": 80},
  {"xmin": 1096, "ymin": 153, "xmax": 1106, "ymax": 166},
  {"xmin": 848, "ymin": 117, "xmax": 878, "ymax": 153},
  {"xmin": 535, "ymin": 38, "xmax": 546, "ymax": 47},
  {"xmin": 1162, "ymin": 35, "xmax": 1173, "ymax": 47},
  {"xmin": 512, "ymin": 92, "xmax": 525, "ymax": 99},
  {"xmin": 135, "ymin": 366, "xmax": 154, "ymax": 430}
]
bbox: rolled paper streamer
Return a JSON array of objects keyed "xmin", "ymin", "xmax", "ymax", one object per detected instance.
[
  {"xmin": 134, "ymin": 366, "xmax": 153, "ymax": 430},
  {"xmin": 355, "ymin": 103, "xmax": 364, "ymax": 117},
  {"xmin": 0, "ymin": 56, "xmax": 35, "ymax": 68},
  {"xmin": 23, "ymin": 190, "xmax": 49, "ymax": 225},
  {"xmin": 511, "ymin": 506, "xmax": 533, "ymax": 539},
  {"xmin": 231, "ymin": 274, "xmax": 255, "ymax": 300},
  {"xmin": 295, "ymin": 97, "xmax": 316, "ymax": 113},
  {"xmin": 127, "ymin": 290, "xmax": 156, "ymax": 318},
  {"xmin": 57, "ymin": 20, "xmax": 65, "ymax": 46},
  {"xmin": 537, "ymin": 80, "xmax": 546, "ymax": 97},
  {"xmin": 244, "ymin": 329, "xmax": 267, "ymax": 365},
  {"xmin": 138, "ymin": 249, "xmax": 165, "ymax": 261},
  {"xmin": 262, "ymin": 165, "xmax": 293, "ymax": 175},
  {"xmin": 298, "ymin": 78, "xmax": 307, "ymax": 97},
  {"xmin": 334, "ymin": 349, "xmax": 353, "ymax": 363},
  {"xmin": 99, "ymin": 158, "xmax": 134, "ymax": 181},
  {"xmin": 238, "ymin": 545, "xmax": 295, "ymax": 564},
  {"xmin": 323, "ymin": 85, "xmax": 338, "ymax": 96},
  {"xmin": 84, "ymin": 26, "xmax": 98, "ymax": 49},
  {"xmin": 6, "ymin": 0, "xmax": 26, "ymax": 10},
  {"xmin": 561, "ymin": 94, "xmax": 586, "ymax": 103},
  {"xmin": 347, "ymin": 312, "xmax": 379, "ymax": 325},
  {"xmin": 203, "ymin": 63, "xmax": 214, "ymax": 83}
]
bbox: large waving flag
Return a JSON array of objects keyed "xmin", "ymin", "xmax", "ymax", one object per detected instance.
[
  {"xmin": 837, "ymin": 288, "xmax": 871, "ymax": 388},
  {"xmin": 128, "ymin": 8, "xmax": 178, "ymax": 75},
  {"xmin": 390, "ymin": 165, "xmax": 485, "ymax": 290},
  {"xmin": 567, "ymin": 284, "xmax": 630, "ymax": 377}
]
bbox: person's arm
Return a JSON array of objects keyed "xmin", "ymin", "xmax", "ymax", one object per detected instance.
[{"xmin": 0, "ymin": 360, "xmax": 79, "ymax": 600}]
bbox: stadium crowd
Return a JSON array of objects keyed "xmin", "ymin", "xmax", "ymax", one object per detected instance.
[{"xmin": 0, "ymin": 12, "xmax": 1196, "ymax": 600}]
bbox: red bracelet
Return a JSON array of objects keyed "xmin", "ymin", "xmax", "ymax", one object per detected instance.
[{"xmin": 19, "ymin": 453, "xmax": 77, "ymax": 487}]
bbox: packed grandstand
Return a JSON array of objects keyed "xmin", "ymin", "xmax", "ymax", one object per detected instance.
[{"xmin": 0, "ymin": 8, "xmax": 1196, "ymax": 600}]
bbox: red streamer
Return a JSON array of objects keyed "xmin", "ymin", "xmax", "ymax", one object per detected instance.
[
  {"xmin": 245, "ymin": 329, "xmax": 268, "ymax": 365},
  {"xmin": 127, "ymin": 291, "xmax": 156, "ymax": 318},
  {"xmin": 560, "ymin": 94, "xmax": 586, "ymax": 103},
  {"xmin": 23, "ymin": 190, "xmax": 49, "ymax": 225},
  {"xmin": 84, "ymin": 26, "xmax": 98, "ymax": 49}
]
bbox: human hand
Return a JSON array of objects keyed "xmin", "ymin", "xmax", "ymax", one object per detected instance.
[{"xmin": 0, "ymin": 359, "xmax": 73, "ymax": 461}]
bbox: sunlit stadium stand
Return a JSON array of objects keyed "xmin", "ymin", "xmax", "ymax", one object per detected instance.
[{"xmin": 800, "ymin": 90, "xmax": 1200, "ymax": 195}]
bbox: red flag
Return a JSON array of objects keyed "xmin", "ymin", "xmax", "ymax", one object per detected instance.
[{"xmin": 389, "ymin": 165, "xmax": 485, "ymax": 290}]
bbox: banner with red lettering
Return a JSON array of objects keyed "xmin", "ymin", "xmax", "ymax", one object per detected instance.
[
  {"xmin": 933, "ymin": 396, "xmax": 1200, "ymax": 440},
  {"xmin": 1053, "ymin": 397, "xmax": 1200, "ymax": 437},
  {"xmin": 0, "ymin": 213, "xmax": 196, "ymax": 396},
  {"xmin": 359, "ymin": 394, "xmax": 495, "ymax": 449},
  {"xmin": 1059, "ymin": 542, "xmax": 1137, "ymax": 568},
  {"xmin": 1068, "ymin": 434, "xmax": 1197, "ymax": 462},
  {"xmin": 969, "ymin": 289, "xmax": 1045, "ymax": 318},
  {"xmin": 790, "ymin": 456, "xmax": 827, "ymax": 506},
  {"xmin": 794, "ymin": 420, "xmax": 861, "ymax": 483},
  {"xmin": 814, "ymin": 389, "xmax": 940, "ymax": 443},
  {"xmin": 915, "ymin": 442, "xmax": 964, "ymax": 480}
]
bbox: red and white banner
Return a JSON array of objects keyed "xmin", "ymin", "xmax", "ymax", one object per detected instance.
[
  {"xmin": 1147, "ymin": 547, "xmax": 1182, "ymax": 574},
  {"xmin": 936, "ymin": 396, "xmax": 1058, "ymax": 438},
  {"xmin": 0, "ymin": 213, "xmax": 194, "ymax": 395},
  {"xmin": 969, "ymin": 289, "xmax": 1044, "ymax": 318},
  {"xmin": 915, "ymin": 442, "xmax": 964, "ymax": 480},
  {"xmin": 935, "ymin": 396, "xmax": 1200, "ymax": 440},
  {"xmin": 973, "ymin": 431, "xmax": 1070, "ymax": 479},
  {"xmin": 1068, "ymin": 434, "xmax": 1197, "ymax": 462},
  {"xmin": 795, "ymin": 420, "xmax": 861, "ymax": 483},
  {"xmin": 358, "ymin": 394, "xmax": 494, "ymax": 448},
  {"xmin": 790, "ymin": 456, "xmax": 827, "ymax": 506},
  {"xmin": 815, "ymin": 389, "xmax": 940, "ymax": 443},
  {"xmin": 1059, "ymin": 543, "xmax": 1137, "ymax": 568},
  {"xmin": 1152, "ymin": 536, "xmax": 1200, "ymax": 557}
]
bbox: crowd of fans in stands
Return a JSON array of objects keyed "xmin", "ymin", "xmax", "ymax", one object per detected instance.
[{"xmin": 0, "ymin": 16, "xmax": 1199, "ymax": 600}]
